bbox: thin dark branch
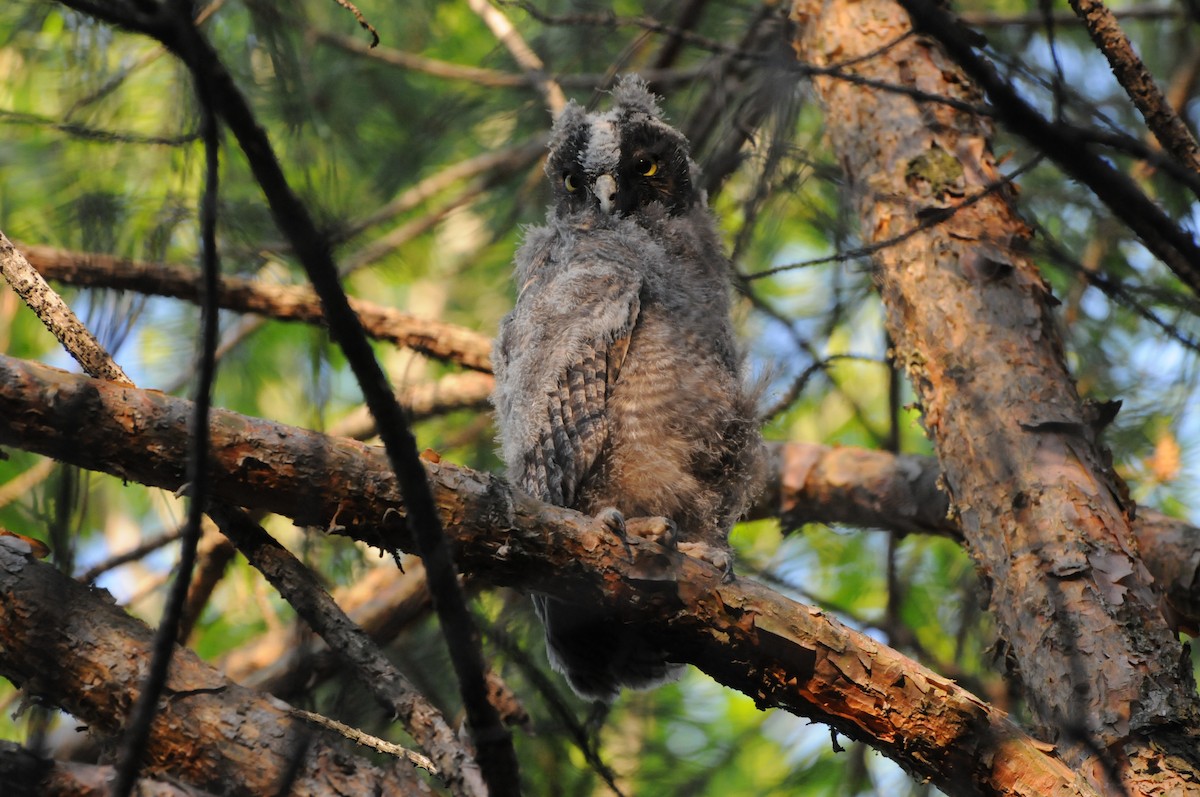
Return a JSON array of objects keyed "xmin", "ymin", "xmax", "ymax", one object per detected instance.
[
  {"xmin": 1030, "ymin": 220, "xmax": 1200, "ymax": 353},
  {"xmin": 747, "ymin": 156, "xmax": 1043, "ymax": 279},
  {"xmin": 0, "ymin": 109, "xmax": 197, "ymax": 145},
  {"xmin": 961, "ymin": 5, "xmax": 1183, "ymax": 27},
  {"xmin": 484, "ymin": 622, "xmax": 627, "ymax": 797},
  {"xmin": 77, "ymin": 527, "xmax": 187, "ymax": 583},
  {"xmin": 111, "ymin": 4, "xmax": 221, "ymax": 792}
]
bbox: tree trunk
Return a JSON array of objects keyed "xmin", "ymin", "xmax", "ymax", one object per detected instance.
[{"xmin": 791, "ymin": 0, "xmax": 1200, "ymax": 791}]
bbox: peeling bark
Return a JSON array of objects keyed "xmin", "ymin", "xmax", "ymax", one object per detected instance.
[
  {"xmin": 791, "ymin": 0, "xmax": 1200, "ymax": 789},
  {"xmin": 0, "ymin": 537, "xmax": 430, "ymax": 797},
  {"xmin": 0, "ymin": 741, "xmax": 219, "ymax": 797},
  {"xmin": 0, "ymin": 355, "xmax": 1097, "ymax": 796}
]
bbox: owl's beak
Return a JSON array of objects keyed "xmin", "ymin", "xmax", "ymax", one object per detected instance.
[{"xmin": 593, "ymin": 174, "xmax": 618, "ymax": 215}]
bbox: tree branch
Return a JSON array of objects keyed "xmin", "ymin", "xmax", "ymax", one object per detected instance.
[
  {"xmin": 206, "ymin": 504, "xmax": 486, "ymax": 797},
  {"xmin": 17, "ymin": 243, "xmax": 494, "ymax": 372},
  {"xmin": 0, "ymin": 741, "xmax": 219, "ymax": 797},
  {"xmin": 0, "ymin": 232, "xmax": 132, "ymax": 385},
  {"xmin": 1067, "ymin": 0, "xmax": 1200, "ymax": 184},
  {"xmin": 895, "ymin": 0, "xmax": 1200, "ymax": 293},
  {"xmin": 0, "ymin": 537, "xmax": 432, "ymax": 797},
  {"xmin": 792, "ymin": 0, "xmax": 1200, "ymax": 789},
  {"xmin": 0, "ymin": 355, "xmax": 1099, "ymax": 796}
]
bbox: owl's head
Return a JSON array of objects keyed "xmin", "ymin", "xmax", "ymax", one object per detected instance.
[{"xmin": 545, "ymin": 75, "xmax": 700, "ymax": 219}]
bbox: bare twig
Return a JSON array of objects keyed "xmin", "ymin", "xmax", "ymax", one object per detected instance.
[
  {"xmin": 1067, "ymin": 0, "xmax": 1200, "ymax": 187},
  {"xmin": 0, "ymin": 232, "xmax": 132, "ymax": 385},
  {"xmin": 78, "ymin": 527, "xmax": 187, "ymax": 583},
  {"xmin": 288, "ymin": 708, "xmax": 435, "ymax": 772},
  {"xmin": 329, "ymin": 0, "xmax": 378, "ymax": 48},
  {"xmin": 469, "ymin": 0, "xmax": 566, "ymax": 114}
]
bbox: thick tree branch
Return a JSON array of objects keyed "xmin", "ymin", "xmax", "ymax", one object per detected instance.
[
  {"xmin": 0, "ymin": 355, "xmax": 1098, "ymax": 796},
  {"xmin": 756, "ymin": 442, "xmax": 1200, "ymax": 633},
  {"xmin": 0, "ymin": 741, "xmax": 219, "ymax": 797},
  {"xmin": 792, "ymin": 0, "xmax": 1200, "ymax": 790},
  {"xmin": 0, "ymin": 537, "xmax": 431, "ymax": 797}
]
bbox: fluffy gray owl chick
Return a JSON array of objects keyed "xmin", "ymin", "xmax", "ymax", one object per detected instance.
[{"xmin": 491, "ymin": 76, "xmax": 763, "ymax": 702}]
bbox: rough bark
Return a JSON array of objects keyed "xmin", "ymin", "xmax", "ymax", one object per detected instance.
[
  {"xmin": 758, "ymin": 442, "xmax": 1200, "ymax": 634},
  {"xmin": 0, "ymin": 741, "xmax": 219, "ymax": 797},
  {"xmin": 1066, "ymin": 0, "xmax": 1200, "ymax": 183},
  {"xmin": 791, "ymin": 0, "xmax": 1200, "ymax": 790},
  {"xmin": 0, "ymin": 355, "xmax": 1097, "ymax": 796},
  {"xmin": 0, "ymin": 537, "xmax": 429, "ymax": 797},
  {"xmin": 0, "ymin": 233, "xmax": 132, "ymax": 385}
]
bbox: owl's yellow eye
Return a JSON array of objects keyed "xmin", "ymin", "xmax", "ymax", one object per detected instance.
[
  {"xmin": 638, "ymin": 159, "xmax": 658, "ymax": 177},
  {"xmin": 563, "ymin": 173, "xmax": 579, "ymax": 192}
]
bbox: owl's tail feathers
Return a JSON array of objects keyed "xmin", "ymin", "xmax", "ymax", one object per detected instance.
[{"xmin": 533, "ymin": 595, "xmax": 683, "ymax": 702}]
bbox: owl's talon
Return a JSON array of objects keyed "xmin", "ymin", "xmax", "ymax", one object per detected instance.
[
  {"xmin": 677, "ymin": 541, "xmax": 735, "ymax": 582},
  {"xmin": 595, "ymin": 507, "xmax": 634, "ymax": 562}
]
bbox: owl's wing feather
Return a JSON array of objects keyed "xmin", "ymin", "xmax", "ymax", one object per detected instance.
[
  {"xmin": 530, "ymin": 282, "xmax": 639, "ymax": 507},
  {"xmin": 495, "ymin": 243, "xmax": 642, "ymax": 507}
]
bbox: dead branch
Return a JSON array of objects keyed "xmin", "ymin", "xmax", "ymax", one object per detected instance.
[{"xmin": 1067, "ymin": 0, "xmax": 1200, "ymax": 184}]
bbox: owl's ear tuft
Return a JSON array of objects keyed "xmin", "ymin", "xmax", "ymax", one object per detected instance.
[
  {"xmin": 611, "ymin": 74, "xmax": 662, "ymax": 118},
  {"xmin": 549, "ymin": 101, "xmax": 588, "ymax": 146}
]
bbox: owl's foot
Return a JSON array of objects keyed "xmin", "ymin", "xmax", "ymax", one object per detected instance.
[
  {"xmin": 677, "ymin": 541, "xmax": 735, "ymax": 583},
  {"xmin": 624, "ymin": 516, "xmax": 677, "ymax": 547},
  {"xmin": 595, "ymin": 507, "xmax": 634, "ymax": 562}
]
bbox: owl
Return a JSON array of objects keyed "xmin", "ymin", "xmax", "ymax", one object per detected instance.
[{"xmin": 491, "ymin": 75, "xmax": 763, "ymax": 702}]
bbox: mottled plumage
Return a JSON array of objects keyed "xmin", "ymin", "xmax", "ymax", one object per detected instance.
[{"xmin": 492, "ymin": 76, "xmax": 762, "ymax": 701}]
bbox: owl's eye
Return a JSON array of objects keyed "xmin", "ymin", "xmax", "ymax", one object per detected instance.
[
  {"xmin": 563, "ymin": 172, "xmax": 579, "ymax": 193},
  {"xmin": 637, "ymin": 158, "xmax": 659, "ymax": 177}
]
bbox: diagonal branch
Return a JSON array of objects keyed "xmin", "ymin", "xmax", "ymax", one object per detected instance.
[
  {"xmin": 0, "ymin": 538, "xmax": 432, "ymax": 797},
  {"xmin": 206, "ymin": 504, "xmax": 486, "ymax": 797},
  {"xmin": 1067, "ymin": 0, "xmax": 1200, "ymax": 183},
  {"xmin": 0, "ymin": 232, "xmax": 132, "ymax": 385},
  {"xmin": 0, "ymin": 354, "xmax": 1099, "ymax": 796},
  {"xmin": 69, "ymin": 3, "xmax": 523, "ymax": 790}
]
